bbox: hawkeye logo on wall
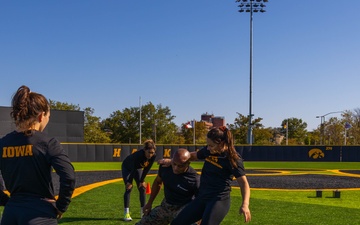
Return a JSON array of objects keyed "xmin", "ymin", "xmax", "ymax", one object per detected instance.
[
  {"xmin": 308, "ymin": 148, "xmax": 324, "ymax": 159},
  {"xmin": 113, "ymin": 148, "xmax": 138, "ymax": 157}
]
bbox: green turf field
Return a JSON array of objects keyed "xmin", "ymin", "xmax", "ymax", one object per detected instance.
[
  {"xmin": 72, "ymin": 161, "xmax": 360, "ymax": 171},
  {"xmin": 57, "ymin": 175, "xmax": 360, "ymax": 225},
  {"xmin": 59, "ymin": 161, "xmax": 360, "ymax": 225},
  {"xmin": 1, "ymin": 162, "xmax": 359, "ymax": 224}
]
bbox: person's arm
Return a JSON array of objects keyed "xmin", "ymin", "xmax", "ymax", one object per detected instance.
[
  {"xmin": 48, "ymin": 138, "xmax": 76, "ymax": 215},
  {"xmin": 140, "ymin": 156, "xmax": 155, "ymax": 183},
  {"xmin": 189, "ymin": 151, "xmax": 198, "ymax": 161},
  {"xmin": 0, "ymin": 191, "xmax": 9, "ymax": 206},
  {"xmin": 194, "ymin": 173, "xmax": 200, "ymax": 197},
  {"xmin": 143, "ymin": 175, "xmax": 163, "ymax": 215},
  {"xmin": 236, "ymin": 175, "xmax": 251, "ymax": 223}
]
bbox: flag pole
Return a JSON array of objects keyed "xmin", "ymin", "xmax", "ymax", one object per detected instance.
[{"xmin": 193, "ymin": 119, "xmax": 196, "ymax": 145}]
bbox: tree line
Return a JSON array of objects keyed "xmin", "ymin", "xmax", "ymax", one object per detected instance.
[{"xmin": 49, "ymin": 100, "xmax": 360, "ymax": 145}]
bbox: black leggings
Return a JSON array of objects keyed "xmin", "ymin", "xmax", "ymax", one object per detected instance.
[
  {"xmin": 171, "ymin": 197, "xmax": 230, "ymax": 225},
  {"xmin": 122, "ymin": 168, "xmax": 146, "ymax": 208},
  {"xmin": 1, "ymin": 199, "xmax": 58, "ymax": 225}
]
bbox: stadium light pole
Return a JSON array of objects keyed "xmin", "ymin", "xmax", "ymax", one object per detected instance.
[
  {"xmin": 193, "ymin": 119, "xmax": 196, "ymax": 145},
  {"xmin": 139, "ymin": 96, "xmax": 142, "ymax": 144},
  {"xmin": 316, "ymin": 111, "xmax": 344, "ymax": 145},
  {"xmin": 236, "ymin": 0, "xmax": 268, "ymax": 145}
]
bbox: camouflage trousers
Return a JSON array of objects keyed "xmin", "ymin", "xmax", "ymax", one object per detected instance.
[{"xmin": 135, "ymin": 199, "xmax": 191, "ymax": 225}]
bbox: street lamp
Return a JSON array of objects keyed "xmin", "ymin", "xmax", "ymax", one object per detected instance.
[
  {"xmin": 236, "ymin": 0, "xmax": 268, "ymax": 145},
  {"xmin": 316, "ymin": 111, "xmax": 344, "ymax": 145}
]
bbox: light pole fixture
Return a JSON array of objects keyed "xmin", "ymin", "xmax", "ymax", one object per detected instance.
[
  {"xmin": 236, "ymin": 0, "xmax": 268, "ymax": 145},
  {"xmin": 316, "ymin": 111, "xmax": 344, "ymax": 145}
]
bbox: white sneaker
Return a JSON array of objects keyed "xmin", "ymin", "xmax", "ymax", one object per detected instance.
[{"xmin": 124, "ymin": 212, "xmax": 132, "ymax": 221}]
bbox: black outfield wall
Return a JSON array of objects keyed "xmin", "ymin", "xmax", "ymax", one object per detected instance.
[
  {"xmin": 0, "ymin": 106, "xmax": 84, "ymax": 142},
  {"xmin": 60, "ymin": 144, "xmax": 360, "ymax": 162}
]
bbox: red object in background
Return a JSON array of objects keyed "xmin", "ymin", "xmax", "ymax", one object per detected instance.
[{"xmin": 146, "ymin": 182, "xmax": 151, "ymax": 194}]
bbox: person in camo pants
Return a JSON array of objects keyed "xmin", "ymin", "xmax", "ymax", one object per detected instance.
[{"xmin": 135, "ymin": 148, "xmax": 200, "ymax": 225}]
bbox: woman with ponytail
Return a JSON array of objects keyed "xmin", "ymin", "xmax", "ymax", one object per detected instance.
[
  {"xmin": 166, "ymin": 126, "xmax": 251, "ymax": 225},
  {"xmin": 0, "ymin": 85, "xmax": 75, "ymax": 224}
]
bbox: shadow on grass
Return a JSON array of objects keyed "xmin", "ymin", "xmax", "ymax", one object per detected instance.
[{"xmin": 59, "ymin": 217, "xmax": 121, "ymax": 223}]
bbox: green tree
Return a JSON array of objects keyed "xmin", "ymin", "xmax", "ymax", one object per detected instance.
[
  {"xmin": 323, "ymin": 117, "xmax": 344, "ymax": 145},
  {"xmin": 280, "ymin": 118, "xmax": 307, "ymax": 145},
  {"xmin": 307, "ymin": 130, "xmax": 320, "ymax": 145},
  {"xmin": 103, "ymin": 102, "xmax": 179, "ymax": 144},
  {"xmin": 83, "ymin": 107, "xmax": 111, "ymax": 143},
  {"xmin": 312, "ymin": 109, "xmax": 360, "ymax": 146},
  {"xmin": 49, "ymin": 100, "xmax": 80, "ymax": 111},
  {"xmin": 350, "ymin": 108, "xmax": 360, "ymax": 145},
  {"xmin": 253, "ymin": 127, "xmax": 273, "ymax": 145},
  {"xmin": 229, "ymin": 113, "xmax": 264, "ymax": 145},
  {"xmin": 340, "ymin": 109, "xmax": 360, "ymax": 145},
  {"xmin": 103, "ymin": 107, "xmax": 139, "ymax": 143},
  {"xmin": 181, "ymin": 121, "xmax": 208, "ymax": 145}
]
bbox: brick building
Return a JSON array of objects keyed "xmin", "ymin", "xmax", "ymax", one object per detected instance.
[{"xmin": 200, "ymin": 113, "xmax": 225, "ymax": 129}]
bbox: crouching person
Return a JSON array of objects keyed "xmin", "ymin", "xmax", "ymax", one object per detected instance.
[{"xmin": 135, "ymin": 148, "xmax": 200, "ymax": 225}]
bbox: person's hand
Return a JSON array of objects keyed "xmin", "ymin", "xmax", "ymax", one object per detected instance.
[
  {"xmin": 139, "ymin": 182, "xmax": 147, "ymax": 189},
  {"xmin": 126, "ymin": 182, "xmax": 133, "ymax": 190},
  {"xmin": 43, "ymin": 198, "xmax": 63, "ymax": 220},
  {"xmin": 157, "ymin": 158, "xmax": 172, "ymax": 167},
  {"xmin": 240, "ymin": 204, "xmax": 251, "ymax": 223},
  {"xmin": 56, "ymin": 210, "xmax": 63, "ymax": 220},
  {"xmin": 143, "ymin": 203, "xmax": 152, "ymax": 215}
]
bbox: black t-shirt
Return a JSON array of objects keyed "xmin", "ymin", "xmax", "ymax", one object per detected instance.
[
  {"xmin": 122, "ymin": 149, "xmax": 156, "ymax": 183},
  {"xmin": 159, "ymin": 165, "xmax": 200, "ymax": 206},
  {"xmin": 0, "ymin": 130, "xmax": 76, "ymax": 212},
  {"xmin": 197, "ymin": 147, "xmax": 245, "ymax": 200}
]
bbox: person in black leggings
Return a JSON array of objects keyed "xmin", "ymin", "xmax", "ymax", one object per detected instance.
[
  {"xmin": 162, "ymin": 126, "xmax": 251, "ymax": 225},
  {"xmin": 122, "ymin": 139, "xmax": 156, "ymax": 221}
]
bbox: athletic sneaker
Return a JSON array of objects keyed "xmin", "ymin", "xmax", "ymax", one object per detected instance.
[{"xmin": 124, "ymin": 212, "xmax": 132, "ymax": 221}]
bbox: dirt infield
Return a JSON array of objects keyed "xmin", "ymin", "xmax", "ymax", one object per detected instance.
[
  {"xmin": 53, "ymin": 169, "xmax": 360, "ymax": 193},
  {"xmin": 245, "ymin": 174, "xmax": 360, "ymax": 189},
  {"xmin": 244, "ymin": 169, "xmax": 360, "ymax": 189}
]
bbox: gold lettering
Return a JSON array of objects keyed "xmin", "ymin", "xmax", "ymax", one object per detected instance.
[
  {"xmin": 113, "ymin": 148, "xmax": 121, "ymax": 157},
  {"xmin": 143, "ymin": 161, "xmax": 149, "ymax": 168},
  {"xmin": 2, "ymin": 145, "xmax": 33, "ymax": 158},
  {"xmin": 15, "ymin": 146, "xmax": 25, "ymax": 157},
  {"xmin": 163, "ymin": 149, "xmax": 171, "ymax": 158},
  {"xmin": 7, "ymin": 147, "xmax": 14, "ymax": 158},
  {"xmin": 209, "ymin": 156, "xmax": 218, "ymax": 163},
  {"xmin": 25, "ymin": 145, "xmax": 33, "ymax": 156},
  {"xmin": 2, "ymin": 147, "xmax": 8, "ymax": 158},
  {"xmin": 205, "ymin": 157, "xmax": 223, "ymax": 169}
]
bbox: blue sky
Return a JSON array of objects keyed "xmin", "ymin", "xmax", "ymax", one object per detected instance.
[{"xmin": 1, "ymin": 0, "xmax": 359, "ymax": 131}]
